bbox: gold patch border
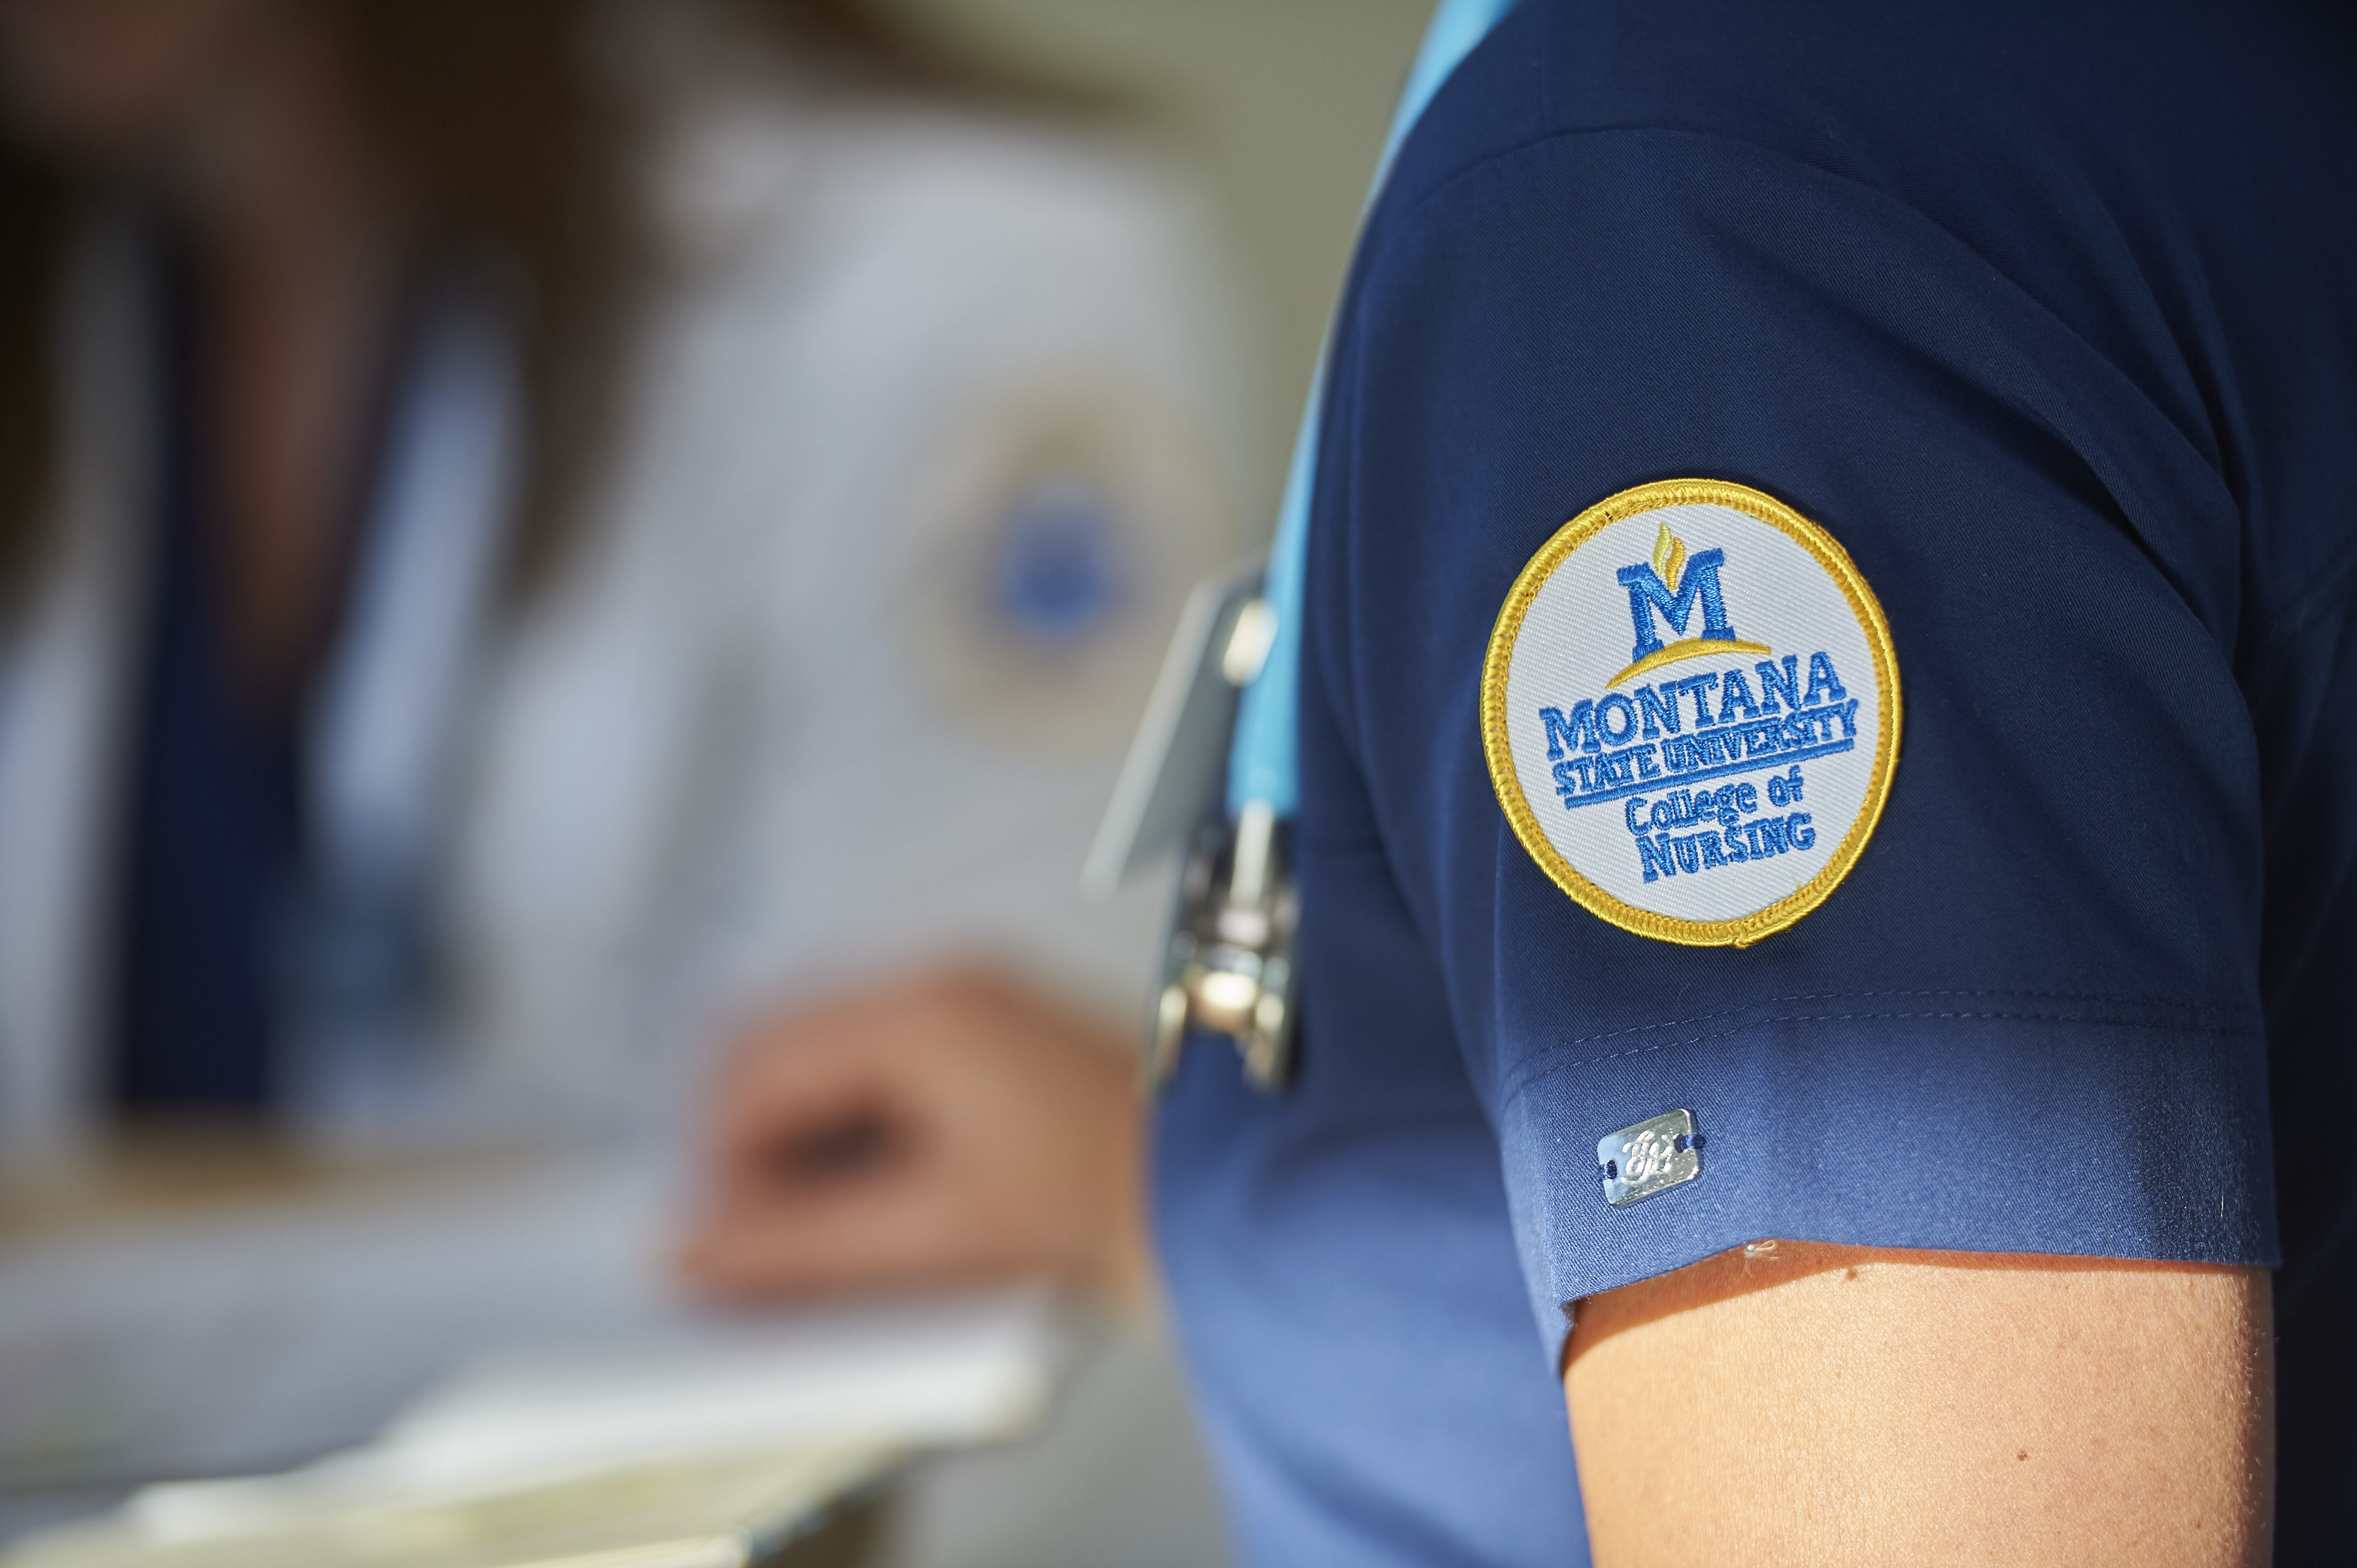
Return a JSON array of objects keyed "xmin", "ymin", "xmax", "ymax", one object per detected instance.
[{"xmin": 1479, "ymin": 478, "xmax": 1903, "ymax": 948}]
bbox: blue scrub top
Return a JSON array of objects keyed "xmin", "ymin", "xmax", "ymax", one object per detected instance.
[{"xmin": 1155, "ymin": 2, "xmax": 2357, "ymax": 1562}]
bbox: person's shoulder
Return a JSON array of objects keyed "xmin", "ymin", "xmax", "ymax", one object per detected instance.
[
  {"xmin": 1388, "ymin": 0, "xmax": 2356, "ymax": 222},
  {"xmin": 1351, "ymin": 0, "xmax": 2357, "ymax": 595}
]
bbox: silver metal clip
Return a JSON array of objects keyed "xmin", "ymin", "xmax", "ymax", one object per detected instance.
[{"xmin": 1149, "ymin": 799, "xmax": 1300, "ymax": 1095}]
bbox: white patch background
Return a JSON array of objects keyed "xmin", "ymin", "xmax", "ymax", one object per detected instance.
[{"xmin": 1500, "ymin": 502, "xmax": 1885, "ymax": 926}]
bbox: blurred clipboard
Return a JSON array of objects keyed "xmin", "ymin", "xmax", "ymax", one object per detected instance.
[
  {"xmin": 0, "ymin": 1153, "xmax": 1060, "ymax": 1568},
  {"xmin": 9, "ymin": 1443, "xmax": 897, "ymax": 1568},
  {"xmin": 3, "ymin": 1287, "xmax": 1058, "ymax": 1567}
]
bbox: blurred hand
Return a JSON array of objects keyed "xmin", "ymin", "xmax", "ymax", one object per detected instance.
[{"xmin": 677, "ymin": 966, "xmax": 1147, "ymax": 1306}]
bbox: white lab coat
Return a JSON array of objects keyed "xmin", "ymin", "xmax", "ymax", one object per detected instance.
[{"xmin": 0, "ymin": 82, "xmax": 1265, "ymax": 1159}]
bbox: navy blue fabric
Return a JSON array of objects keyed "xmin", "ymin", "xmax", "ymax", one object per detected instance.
[
  {"xmin": 110, "ymin": 241, "xmax": 412, "ymax": 1112},
  {"xmin": 1157, "ymin": 850, "xmax": 1589, "ymax": 1566},
  {"xmin": 1155, "ymin": 2, "xmax": 2356, "ymax": 1561},
  {"xmin": 112, "ymin": 244, "xmax": 305, "ymax": 1110}
]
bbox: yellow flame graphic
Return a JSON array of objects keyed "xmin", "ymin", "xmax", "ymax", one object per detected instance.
[{"xmin": 1651, "ymin": 522, "xmax": 1687, "ymax": 594}]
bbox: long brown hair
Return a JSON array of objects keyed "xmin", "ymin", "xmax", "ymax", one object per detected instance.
[
  {"xmin": 0, "ymin": 0, "xmax": 1075, "ymax": 611},
  {"xmin": 0, "ymin": 134, "xmax": 68, "ymax": 611}
]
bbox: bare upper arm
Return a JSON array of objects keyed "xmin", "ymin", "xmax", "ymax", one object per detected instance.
[{"xmin": 1563, "ymin": 1242, "xmax": 2272, "ymax": 1566}]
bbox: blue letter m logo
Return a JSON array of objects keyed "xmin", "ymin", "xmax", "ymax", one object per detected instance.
[{"xmin": 1614, "ymin": 548, "xmax": 1738, "ymax": 663}]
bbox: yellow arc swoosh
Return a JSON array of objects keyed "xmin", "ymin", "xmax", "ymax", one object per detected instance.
[{"xmin": 1606, "ymin": 637, "xmax": 1774, "ymax": 689}]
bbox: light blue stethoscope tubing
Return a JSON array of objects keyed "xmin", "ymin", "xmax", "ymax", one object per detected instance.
[{"xmin": 1225, "ymin": 0, "xmax": 1522, "ymax": 821}]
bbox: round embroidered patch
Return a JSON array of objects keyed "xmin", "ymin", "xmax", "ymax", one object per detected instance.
[{"xmin": 1480, "ymin": 479, "xmax": 1901, "ymax": 946}]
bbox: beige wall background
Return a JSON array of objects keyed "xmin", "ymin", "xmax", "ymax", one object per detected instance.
[{"xmin": 885, "ymin": 0, "xmax": 1437, "ymax": 522}]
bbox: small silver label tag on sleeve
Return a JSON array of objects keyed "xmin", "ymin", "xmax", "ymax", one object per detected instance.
[{"xmin": 1598, "ymin": 1109, "xmax": 1702, "ymax": 1206}]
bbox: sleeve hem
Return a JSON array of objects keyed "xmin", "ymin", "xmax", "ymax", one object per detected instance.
[{"xmin": 1496, "ymin": 1006, "xmax": 2277, "ymax": 1359}]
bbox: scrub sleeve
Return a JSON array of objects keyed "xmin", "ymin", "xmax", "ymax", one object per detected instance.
[{"xmin": 1306, "ymin": 124, "xmax": 2283, "ymax": 1344}]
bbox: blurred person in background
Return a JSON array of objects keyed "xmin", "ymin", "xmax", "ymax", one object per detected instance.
[{"xmin": 0, "ymin": 0, "xmax": 1258, "ymax": 1302}]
